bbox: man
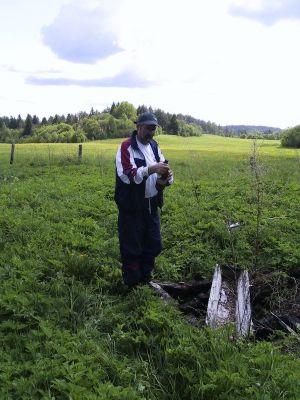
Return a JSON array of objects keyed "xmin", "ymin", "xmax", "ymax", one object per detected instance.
[{"xmin": 115, "ymin": 112, "xmax": 173, "ymax": 288}]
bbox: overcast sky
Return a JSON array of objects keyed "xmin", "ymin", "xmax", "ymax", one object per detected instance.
[{"xmin": 1, "ymin": 0, "xmax": 300, "ymax": 128}]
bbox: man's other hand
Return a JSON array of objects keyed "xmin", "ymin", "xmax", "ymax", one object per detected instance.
[{"xmin": 148, "ymin": 162, "xmax": 170, "ymax": 177}]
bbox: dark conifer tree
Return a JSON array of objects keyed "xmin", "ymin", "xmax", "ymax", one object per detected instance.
[
  {"xmin": 77, "ymin": 111, "xmax": 88, "ymax": 121},
  {"xmin": 52, "ymin": 114, "xmax": 60, "ymax": 124},
  {"xmin": 66, "ymin": 114, "xmax": 72, "ymax": 124},
  {"xmin": 9, "ymin": 116, "xmax": 18, "ymax": 129},
  {"xmin": 22, "ymin": 114, "xmax": 33, "ymax": 136},
  {"xmin": 154, "ymin": 108, "xmax": 170, "ymax": 131},
  {"xmin": 17, "ymin": 114, "xmax": 24, "ymax": 129},
  {"xmin": 9, "ymin": 117, "xmax": 14, "ymax": 128},
  {"xmin": 110, "ymin": 102, "xmax": 116, "ymax": 114},
  {"xmin": 168, "ymin": 114, "xmax": 179, "ymax": 134},
  {"xmin": 137, "ymin": 104, "xmax": 148, "ymax": 115},
  {"xmin": 32, "ymin": 115, "xmax": 40, "ymax": 125}
]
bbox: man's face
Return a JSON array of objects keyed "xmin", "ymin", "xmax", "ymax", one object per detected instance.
[{"xmin": 136, "ymin": 124, "xmax": 157, "ymax": 144}]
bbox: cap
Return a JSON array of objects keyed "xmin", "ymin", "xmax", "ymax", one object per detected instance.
[{"xmin": 135, "ymin": 112, "xmax": 159, "ymax": 126}]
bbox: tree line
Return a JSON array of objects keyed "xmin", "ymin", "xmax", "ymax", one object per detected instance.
[
  {"xmin": 0, "ymin": 101, "xmax": 298, "ymax": 147},
  {"xmin": 0, "ymin": 102, "xmax": 223, "ymax": 144}
]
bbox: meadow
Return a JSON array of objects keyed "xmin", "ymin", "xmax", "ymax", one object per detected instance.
[{"xmin": 0, "ymin": 135, "xmax": 299, "ymax": 399}]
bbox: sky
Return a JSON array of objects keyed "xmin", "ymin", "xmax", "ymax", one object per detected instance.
[{"xmin": 1, "ymin": 0, "xmax": 300, "ymax": 129}]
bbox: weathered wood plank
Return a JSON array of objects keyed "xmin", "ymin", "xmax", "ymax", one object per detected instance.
[
  {"xmin": 206, "ymin": 264, "xmax": 223, "ymax": 328},
  {"xmin": 206, "ymin": 265, "xmax": 252, "ymax": 337},
  {"xmin": 236, "ymin": 270, "xmax": 252, "ymax": 336}
]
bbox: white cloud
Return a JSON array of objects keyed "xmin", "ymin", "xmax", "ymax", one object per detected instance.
[
  {"xmin": 229, "ymin": 0, "xmax": 300, "ymax": 25},
  {"xmin": 42, "ymin": 1, "xmax": 122, "ymax": 63},
  {"xmin": 26, "ymin": 70, "xmax": 152, "ymax": 87}
]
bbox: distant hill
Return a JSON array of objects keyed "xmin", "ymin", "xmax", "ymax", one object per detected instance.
[{"xmin": 223, "ymin": 125, "xmax": 282, "ymax": 134}]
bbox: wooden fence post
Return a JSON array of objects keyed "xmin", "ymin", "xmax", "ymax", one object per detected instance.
[
  {"xmin": 78, "ymin": 143, "xmax": 83, "ymax": 160},
  {"xmin": 10, "ymin": 143, "xmax": 15, "ymax": 164}
]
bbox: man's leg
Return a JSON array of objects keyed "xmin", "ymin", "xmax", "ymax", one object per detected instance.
[
  {"xmin": 140, "ymin": 209, "xmax": 162, "ymax": 282},
  {"xmin": 140, "ymin": 255, "xmax": 155, "ymax": 283},
  {"xmin": 118, "ymin": 211, "xmax": 143, "ymax": 287}
]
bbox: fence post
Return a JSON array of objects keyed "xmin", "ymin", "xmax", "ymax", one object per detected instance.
[
  {"xmin": 78, "ymin": 143, "xmax": 83, "ymax": 160},
  {"xmin": 10, "ymin": 143, "xmax": 15, "ymax": 164}
]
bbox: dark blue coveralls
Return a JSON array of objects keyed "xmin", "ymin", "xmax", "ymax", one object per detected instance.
[{"xmin": 115, "ymin": 132, "xmax": 164, "ymax": 287}]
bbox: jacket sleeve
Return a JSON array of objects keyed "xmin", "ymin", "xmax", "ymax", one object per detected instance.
[{"xmin": 116, "ymin": 142, "xmax": 148, "ymax": 184}]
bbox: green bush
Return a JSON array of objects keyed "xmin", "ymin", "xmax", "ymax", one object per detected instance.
[
  {"xmin": 0, "ymin": 127, "xmax": 22, "ymax": 143},
  {"xmin": 281, "ymin": 125, "xmax": 300, "ymax": 148},
  {"xmin": 178, "ymin": 120, "xmax": 202, "ymax": 136},
  {"xmin": 21, "ymin": 123, "xmax": 87, "ymax": 143}
]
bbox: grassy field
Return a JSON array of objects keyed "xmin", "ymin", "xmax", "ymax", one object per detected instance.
[
  {"xmin": 0, "ymin": 135, "xmax": 300, "ymax": 399},
  {"xmin": 1, "ymin": 134, "xmax": 299, "ymax": 161}
]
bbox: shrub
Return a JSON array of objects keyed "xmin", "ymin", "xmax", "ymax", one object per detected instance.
[
  {"xmin": 0, "ymin": 127, "xmax": 21, "ymax": 143},
  {"xmin": 20, "ymin": 123, "xmax": 87, "ymax": 143},
  {"xmin": 281, "ymin": 125, "xmax": 300, "ymax": 148}
]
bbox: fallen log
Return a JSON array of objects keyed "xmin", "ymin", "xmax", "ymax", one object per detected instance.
[
  {"xmin": 148, "ymin": 281, "xmax": 173, "ymax": 301},
  {"xmin": 155, "ymin": 280, "xmax": 211, "ymax": 299}
]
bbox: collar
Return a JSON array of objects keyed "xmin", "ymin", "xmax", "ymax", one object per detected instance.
[{"xmin": 131, "ymin": 131, "xmax": 139, "ymax": 150}]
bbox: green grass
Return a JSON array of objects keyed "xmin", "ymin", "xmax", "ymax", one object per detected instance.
[
  {"xmin": 0, "ymin": 135, "xmax": 300, "ymax": 399},
  {"xmin": 0, "ymin": 134, "xmax": 298, "ymax": 163}
]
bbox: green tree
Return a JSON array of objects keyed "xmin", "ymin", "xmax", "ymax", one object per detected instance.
[
  {"xmin": 137, "ymin": 104, "xmax": 148, "ymax": 115},
  {"xmin": 17, "ymin": 114, "xmax": 24, "ymax": 129},
  {"xmin": 77, "ymin": 111, "xmax": 88, "ymax": 121},
  {"xmin": 281, "ymin": 125, "xmax": 300, "ymax": 148},
  {"xmin": 107, "ymin": 115, "xmax": 117, "ymax": 137},
  {"xmin": 178, "ymin": 120, "xmax": 202, "ymax": 136},
  {"xmin": 115, "ymin": 118, "xmax": 135, "ymax": 137},
  {"xmin": 81, "ymin": 117, "xmax": 102, "ymax": 140},
  {"xmin": 9, "ymin": 116, "xmax": 18, "ymax": 129},
  {"xmin": 52, "ymin": 114, "xmax": 61, "ymax": 124},
  {"xmin": 110, "ymin": 102, "xmax": 116, "ymax": 115},
  {"xmin": 168, "ymin": 114, "xmax": 179, "ymax": 134},
  {"xmin": 32, "ymin": 115, "xmax": 40, "ymax": 125},
  {"xmin": 155, "ymin": 108, "xmax": 171, "ymax": 131},
  {"xmin": 22, "ymin": 114, "xmax": 33, "ymax": 136},
  {"xmin": 112, "ymin": 101, "xmax": 137, "ymax": 121}
]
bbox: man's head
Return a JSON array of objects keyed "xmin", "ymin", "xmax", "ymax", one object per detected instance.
[{"xmin": 135, "ymin": 112, "xmax": 159, "ymax": 144}]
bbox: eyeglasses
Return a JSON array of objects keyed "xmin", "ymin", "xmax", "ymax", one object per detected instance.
[{"xmin": 145, "ymin": 125, "xmax": 157, "ymax": 131}]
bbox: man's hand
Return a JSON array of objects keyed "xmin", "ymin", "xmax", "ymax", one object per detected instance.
[
  {"xmin": 155, "ymin": 168, "xmax": 173, "ymax": 190},
  {"xmin": 148, "ymin": 162, "xmax": 170, "ymax": 177},
  {"xmin": 167, "ymin": 169, "xmax": 173, "ymax": 180},
  {"xmin": 155, "ymin": 177, "xmax": 168, "ymax": 190}
]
